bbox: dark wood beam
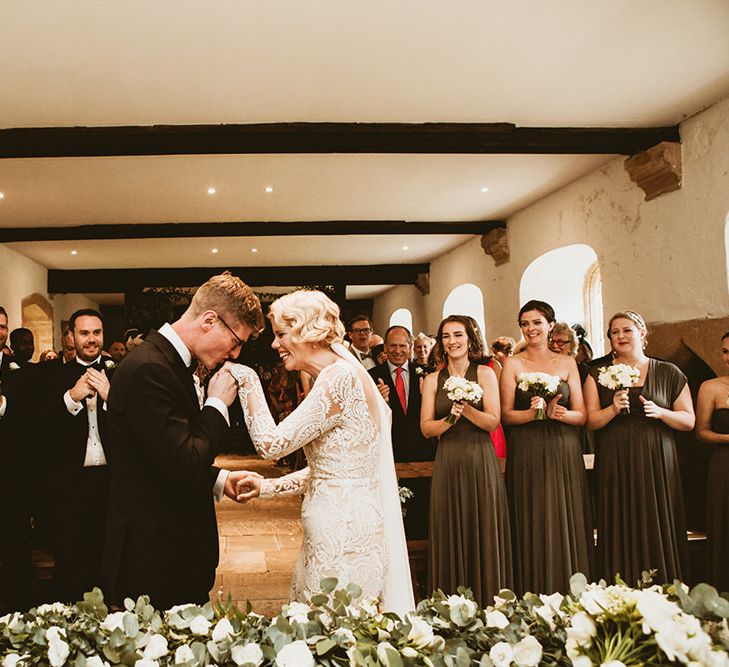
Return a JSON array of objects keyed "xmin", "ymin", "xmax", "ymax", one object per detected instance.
[
  {"xmin": 0, "ymin": 123, "xmax": 679, "ymax": 158},
  {"xmin": 48, "ymin": 264, "xmax": 429, "ymax": 293},
  {"xmin": 0, "ymin": 220, "xmax": 503, "ymax": 243}
]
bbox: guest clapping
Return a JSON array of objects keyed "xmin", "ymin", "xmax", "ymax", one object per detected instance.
[
  {"xmin": 584, "ymin": 311, "xmax": 694, "ymax": 584},
  {"xmin": 695, "ymin": 331, "xmax": 729, "ymax": 593},
  {"xmin": 500, "ymin": 300, "xmax": 593, "ymax": 594}
]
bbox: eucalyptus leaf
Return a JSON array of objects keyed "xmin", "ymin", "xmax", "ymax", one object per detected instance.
[{"xmin": 321, "ymin": 578, "xmax": 338, "ymax": 594}]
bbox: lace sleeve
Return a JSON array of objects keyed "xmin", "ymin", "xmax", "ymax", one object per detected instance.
[
  {"xmin": 230, "ymin": 363, "xmax": 345, "ymax": 460},
  {"xmin": 260, "ymin": 466, "xmax": 310, "ymax": 497}
]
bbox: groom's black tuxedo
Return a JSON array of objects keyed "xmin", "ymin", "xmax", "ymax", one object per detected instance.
[{"xmin": 102, "ymin": 330, "xmax": 230, "ymax": 609}]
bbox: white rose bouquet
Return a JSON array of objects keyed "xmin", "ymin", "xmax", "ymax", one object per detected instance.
[
  {"xmin": 443, "ymin": 376, "xmax": 484, "ymax": 424},
  {"xmin": 517, "ymin": 372, "xmax": 561, "ymax": 420},
  {"xmin": 597, "ymin": 363, "xmax": 640, "ymax": 415}
]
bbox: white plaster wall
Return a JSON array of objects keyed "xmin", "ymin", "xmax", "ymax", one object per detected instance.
[
  {"xmin": 0, "ymin": 245, "xmax": 49, "ymax": 331},
  {"xmin": 374, "ymin": 94, "xmax": 729, "ymax": 342}
]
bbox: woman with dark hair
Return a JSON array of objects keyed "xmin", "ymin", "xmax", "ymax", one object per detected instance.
[
  {"xmin": 420, "ymin": 315, "xmax": 511, "ymax": 606},
  {"xmin": 696, "ymin": 332, "xmax": 729, "ymax": 593},
  {"xmin": 584, "ymin": 311, "xmax": 694, "ymax": 585},
  {"xmin": 500, "ymin": 300, "xmax": 593, "ymax": 594}
]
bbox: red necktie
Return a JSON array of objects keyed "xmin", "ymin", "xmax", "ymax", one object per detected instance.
[{"xmin": 395, "ymin": 367, "xmax": 407, "ymax": 413}]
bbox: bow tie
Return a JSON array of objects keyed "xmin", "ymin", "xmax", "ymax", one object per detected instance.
[
  {"xmin": 358, "ymin": 351, "xmax": 372, "ymax": 360},
  {"xmin": 77, "ymin": 360, "xmax": 102, "ymax": 372}
]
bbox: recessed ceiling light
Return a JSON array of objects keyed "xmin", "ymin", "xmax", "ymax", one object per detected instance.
[
  {"xmin": 264, "ymin": 186, "xmax": 274, "ymax": 193},
  {"xmin": 71, "ymin": 250, "xmax": 78, "ymax": 255},
  {"xmin": 0, "ymin": 192, "xmax": 5, "ymax": 199},
  {"xmin": 402, "ymin": 245, "xmax": 409, "ymax": 250},
  {"xmin": 480, "ymin": 187, "xmax": 489, "ymax": 193},
  {"xmin": 251, "ymin": 248, "xmax": 258, "ymax": 253},
  {"xmin": 211, "ymin": 248, "xmax": 219, "ymax": 254},
  {"xmin": 207, "ymin": 187, "xmax": 217, "ymax": 195}
]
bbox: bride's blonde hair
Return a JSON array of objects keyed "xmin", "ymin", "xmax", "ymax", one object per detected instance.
[{"xmin": 268, "ymin": 290, "xmax": 345, "ymax": 346}]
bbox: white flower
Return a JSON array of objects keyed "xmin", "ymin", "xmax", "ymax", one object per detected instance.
[
  {"xmin": 407, "ymin": 614, "xmax": 434, "ymax": 649},
  {"xmin": 539, "ymin": 591, "xmax": 564, "ymax": 613},
  {"xmin": 567, "ymin": 611, "xmax": 597, "ymax": 648},
  {"xmin": 535, "ymin": 602, "xmax": 556, "ymax": 630},
  {"xmin": 134, "ymin": 661, "xmax": 159, "ymax": 667},
  {"xmin": 283, "ymin": 601, "xmax": 311, "ymax": 624},
  {"xmin": 570, "ymin": 657, "xmax": 594, "ymax": 667},
  {"xmin": 231, "ymin": 642, "xmax": 264, "ymax": 666},
  {"xmin": 47, "ymin": 627, "xmax": 70, "ymax": 667},
  {"xmin": 3, "ymin": 613, "xmax": 22, "ymax": 632},
  {"xmin": 167, "ymin": 603, "xmax": 196, "ymax": 615},
  {"xmin": 601, "ymin": 661, "xmax": 626, "ymax": 667},
  {"xmin": 9, "ymin": 362, "xmax": 19, "ymax": 370},
  {"xmin": 101, "ymin": 611, "xmax": 130, "ymax": 633},
  {"xmin": 597, "ymin": 364, "xmax": 640, "ymax": 391},
  {"xmin": 212, "ymin": 617, "xmax": 234, "ymax": 642},
  {"xmin": 143, "ymin": 634, "xmax": 168, "ymax": 660},
  {"xmin": 489, "ymin": 641, "xmax": 514, "ymax": 667},
  {"xmin": 443, "ymin": 376, "xmax": 484, "ymax": 403},
  {"xmin": 276, "ymin": 640, "xmax": 314, "ymax": 667},
  {"xmin": 512, "ymin": 635, "xmax": 542, "ymax": 667},
  {"xmin": 376, "ymin": 642, "xmax": 397, "ymax": 665},
  {"xmin": 446, "ymin": 594, "xmax": 478, "ymax": 626},
  {"xmin": 37, "ymin": 602, "xmax": 68, "ymax": 616},
  {"xmin": 189, "ymin": 614, "xmax": 212, "ymax": 635},
  {"xmin": 331, "ymin": 627, "xmax": 356, "ymax": 648},
  {"xmin": 174, "ymin": 645, "xmax": 195, "ymax": 664},
  {"xmin": 86, "ymin": 657, "xmax": 109, "ymax": 667},
  {"xmin": 517, "ymin": 371, "xmax": 560, "ymax": 395},
  {"xmin": 2, "ymin": 656, "xmax": 23, "ymax": 667},
  {"xmin": 105, "ymin": 359, "xmax": 116, "ymax": 369},
  {"xmin": 486, "ymin": 609, "xmax": 510, "ymax": 629}
]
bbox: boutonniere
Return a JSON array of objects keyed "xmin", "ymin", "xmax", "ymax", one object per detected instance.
[
  {"xmin": 104, "ymin": 359, "xmax": 116, "ymax": 370},
  {"xmin": 415, "ymin": 366, "xmax": 425, "ymax": 376},
  {"xmin": 9, "ymin": 362, "xmax": 20, "ymax": 371}
]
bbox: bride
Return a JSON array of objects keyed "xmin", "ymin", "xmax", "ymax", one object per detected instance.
[{"xmin": 229, "ymin": 290, "xmax": 414, "ymax": 615}]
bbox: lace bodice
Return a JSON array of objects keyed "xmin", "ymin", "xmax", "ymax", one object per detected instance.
[{"xmin": 231, "ymin": 361, "xmax": 379, "ymax": 496}]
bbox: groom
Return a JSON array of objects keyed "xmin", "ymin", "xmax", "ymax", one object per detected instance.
[{"xmin": 102, "ymin": 272, "xmax": 264, "ymax": 609}]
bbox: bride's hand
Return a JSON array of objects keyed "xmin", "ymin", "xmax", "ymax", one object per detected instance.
[
  {"xmin": 224, "ymin": 470, "xmax": 263, "ymax": 502},
  {"xmin": 235, "ymin": 473, "xmax": 263, "ymax": 503}
]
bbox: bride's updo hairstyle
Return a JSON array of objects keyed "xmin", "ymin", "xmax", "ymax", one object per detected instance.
[
  {"xmin": 268, "ymin": 290, "xmax": 346, "ymax": 346},
  {"xmin": 517, "ymin": 299, "xmax": 556, "ymax": 324},
  {"xmin": 607, "ymin": 310, "xmax": 648, "ymax": 348}
]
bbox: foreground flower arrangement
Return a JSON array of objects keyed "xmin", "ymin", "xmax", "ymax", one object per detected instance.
[{"xmin": 1, "ymin": 575, "xmax": 728, "ymax": 666}]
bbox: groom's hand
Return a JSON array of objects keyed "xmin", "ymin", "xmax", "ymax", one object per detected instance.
[
  {"xmin": 224, "ymin": 469, "xmax": 263, "ymax": 502},
  {"xmin": 208, "ymin": 365, "xmax": 238, "ymax": 406},
  {"xmin": 234, "ymin": 473, "xmax": 263, "ymax": 503}
]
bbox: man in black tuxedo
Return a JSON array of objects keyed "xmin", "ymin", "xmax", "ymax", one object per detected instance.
[
  {"xmin": 50, "ymin": 308, "xmax": 115, "ymax": 601},
  {"xmin": 370, "ymin": 325, "xmax": 435, "ymax": 539},
  {"xmin": 0, "ymin": 314, "xmax": 37, "ymax": 611},
  {"xmin": 102, "ymin": 272, "xmax": 264, "ymax": 609}
]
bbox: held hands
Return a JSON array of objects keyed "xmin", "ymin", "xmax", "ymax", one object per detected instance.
[
  {"xmin": 545, "ymin": 394, "xmax": 566, "ymax": 421},
  {"xmin": 234, "ymin": 473, "xmax": 263, "ymax": 503},
  {"xmin": 449, "ymin": 400, "xmax": 464, "ymax": 423},
  {"xmin": 208, "ymin": 362, "xmax": 238, "ymax": 406},
  {"xmin": 639, "ymin": 394, "xmax": 664, "ymax": 419},
  {"xmin": 224, "ymin": 470, "xmax": 263, "ymax": 502},
  {"xmin": 86, "ymin": 368, "xmax": 110, "ymax": 402},
  {"xmin": 612, "ymin": 388, "xmax": 630, "ymax": 415},
  {"xmin": 70, "ymin": 372, "xmax": 97, "ymax": 402}
]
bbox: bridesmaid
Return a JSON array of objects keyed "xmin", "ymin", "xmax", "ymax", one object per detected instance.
[
  {"xmin": 421, "ymin": 315, "xmax": 511, "ymax": 606},
  {"xmin": 584, "ymin": 311, "xmax": 694, "ymax": 584},
  {"xmin": 695, "ymin": 331, "xmax": 729, "ymax": 593},
  {"xmin": 501, "ymin": 300, "xmax": 593, "ymax": 594}
]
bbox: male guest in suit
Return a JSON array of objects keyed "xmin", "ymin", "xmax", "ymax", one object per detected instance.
[
  {"xmin": 103, "ymin": 272, "xmax": 264, "ymax": 609},
  {"xmin": 51, "ymin": 308, "xmax": 115, "ymax": 601},
  {"xmin": 0, "ymin": 312, "xmax": 36, "ymax": 611},
  {"xmin": 348, "ymin": 315, "xmax": 376, "ymax": 370},
  {"xmin": 370, "ymin": 325, "xmax": 435, "ymax": 539}
]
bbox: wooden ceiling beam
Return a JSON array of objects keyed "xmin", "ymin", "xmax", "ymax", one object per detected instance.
[
  {"xmin": 0, "ymin": 122, "xmax": 679, "ymax": 158},
  {"xmin": 0, "ymin": 220, "xmax": 504, "ymax": 242},
  {"xmin": 48, "ymin": 264, "xmax": 429, "ymax": 293}
]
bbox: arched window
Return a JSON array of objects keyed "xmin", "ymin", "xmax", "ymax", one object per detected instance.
[
  {"xmin": 442, "ymin": 284, "xmax": 486, "ymax": 340},
  {"xmin": 389, "ymin": 308, "xmax": 413, "ymax": 334},
  {"xmin": 520, "ymin": 244, "xmax": 603, "ymax": 355}
]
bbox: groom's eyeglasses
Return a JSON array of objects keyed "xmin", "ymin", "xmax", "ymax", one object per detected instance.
[{"xmin": 216, "ymin": 313, "xmax": 245, "ymax": 347}]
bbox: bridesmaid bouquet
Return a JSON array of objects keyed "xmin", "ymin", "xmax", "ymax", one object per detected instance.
[
  {"xmin": 443, "ymin": 376, "xmax": 484, "ymax": 424},
  {"xmin": 597, "ymin": 363, "xmax": 640, "ymax": 414},
  {"xmin": 517, "ymin": 372, "xmax": 561, "ymax": 420}
]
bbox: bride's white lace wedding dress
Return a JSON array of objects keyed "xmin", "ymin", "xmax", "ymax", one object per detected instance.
[{"xmin": 230, "ymin": 344, "xmax": 413, "ymax": 616}]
